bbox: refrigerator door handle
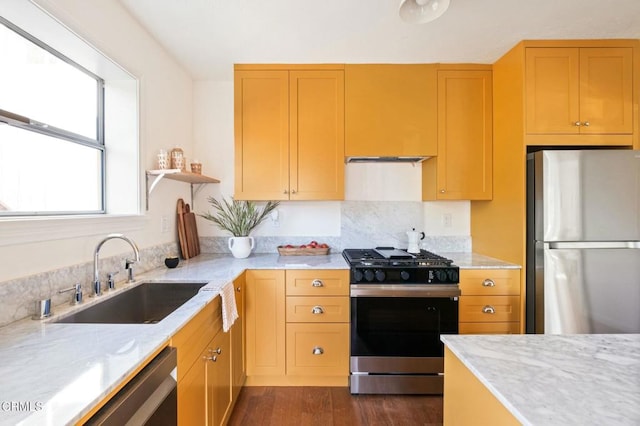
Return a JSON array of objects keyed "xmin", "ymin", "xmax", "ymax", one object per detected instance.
[{"xmin": 545, "ymin": 241, "xmax": 640, "ymax": 250}]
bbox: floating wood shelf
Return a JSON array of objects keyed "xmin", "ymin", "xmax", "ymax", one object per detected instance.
[{"xmin": 145, "ymin": 169, "xmax": 220, "ymax": 210}]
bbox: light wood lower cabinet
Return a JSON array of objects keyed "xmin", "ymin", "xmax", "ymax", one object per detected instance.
[
  {"xmin": 231, "ymin": 273, "xmax": 246, "ymax": 401},
  {"xmin": 458, "ymin": 269, "xmax": 521, "ymax": 334},
  {"xmin": 245, "ymin": 269, "xmax": 349, "ymax": 386},
  {"xmin": 207, "ymin": 329, "xmax": 231, "ymax": 426},
  {"xmin": 444, "ymin": 347, "xmax": 519, "ymax": 425},
  {"xmin": 174, "ymin": 274, "xmax": 246, "ymax": 426}
]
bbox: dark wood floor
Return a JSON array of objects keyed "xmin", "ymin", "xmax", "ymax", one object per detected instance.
[{"xmin": 227, "ymin": 387, "xmax": 443, "ymax": 426}]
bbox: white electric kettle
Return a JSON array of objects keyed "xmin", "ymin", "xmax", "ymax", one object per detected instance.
[{"xmin": 407, "ymin": 228, "xmax": 425, "ymax": 254}]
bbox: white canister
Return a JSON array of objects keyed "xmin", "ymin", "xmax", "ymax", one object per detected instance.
[{"xmin": 228, "ymin": 236, "xmax": 255, "ymax": 258}]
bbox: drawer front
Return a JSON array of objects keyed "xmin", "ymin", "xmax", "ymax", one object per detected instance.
[
  {"xmin": 286, "ymin": 270, "xmax": 349, "ymax": 296},
  {"xmin": 286, "ymin": 323, "xmax": 349, "ymax": 376},
  {"xmin": 459, "ymin": 295, "xmax": 520, "ymax": 323},
  {"xmin": 459, "ymin": 269, "xmax": 521, "ymax": 296},
  {"xmin": 286, "ymin": 296, "xmax": 349, "ymax": 323},
  {"xmin": 459, "ymin": 322, "xmax": 521, "ymax": 334}
]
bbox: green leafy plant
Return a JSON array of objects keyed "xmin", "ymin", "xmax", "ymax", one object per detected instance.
[{"xmin": 199, "ymin": 197, "xmax": 279, "ymax": 237}]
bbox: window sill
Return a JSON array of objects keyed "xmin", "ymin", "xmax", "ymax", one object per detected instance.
[{"xmin": 0, "ymin": 214, "xmax": 148, "ymax": 247}]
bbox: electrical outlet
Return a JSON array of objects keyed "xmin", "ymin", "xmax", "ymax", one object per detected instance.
[
  {"xmin": 442, "ymin": 213, "xmax": 452, "ymax": 228},
  {"xmin": 160, "ymin": 215, "xmax": 169, "ymax": 233}
]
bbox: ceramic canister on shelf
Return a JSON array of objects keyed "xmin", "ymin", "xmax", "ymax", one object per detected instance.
[
  {"xmin": 190, "ymin": 160, "xmax": 202, "ymax": 174},
  {"xmin": 157, "ymin": 149, "xmax": 169, "ymax": 169},
  {"xmin": 170, "ymin": 147, "xmax": 185, "ymax": 170}
]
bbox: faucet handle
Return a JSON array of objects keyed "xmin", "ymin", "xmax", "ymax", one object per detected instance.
[
  {"xmin": 59, "ymin": 283, "xmax": 83, "ymax": 305},
  {"xmin": 125, "ymin": 259, "xmax": 136, "ymax": 283},
  {"xmin": 107, "ymin": 271, "xmax": 119, "ymax": 291}
]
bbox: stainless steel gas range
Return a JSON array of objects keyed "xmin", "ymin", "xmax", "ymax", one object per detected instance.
[{"xmin": 343, "ymin": 247, "xmax": 460, "ymax": 395}]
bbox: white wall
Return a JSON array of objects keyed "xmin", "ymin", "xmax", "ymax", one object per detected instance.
[{"xmin": 0, "ymin": 0, "xmax": 194, "ymax": 282}]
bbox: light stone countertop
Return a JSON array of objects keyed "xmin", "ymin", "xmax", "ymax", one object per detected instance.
[
  {"xmin": 442, "ymin": 252, "xmax": 521, "ymax": 269},
  {"xmin": 441, "ymin": 334, "xmax": 640, "ymax": 426},
  {"xmin": 0, "ymin": 251, "xmax": 515, "ymax": 425}
]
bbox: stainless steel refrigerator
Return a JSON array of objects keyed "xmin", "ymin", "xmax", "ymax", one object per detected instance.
[{"xmin": 526, "ymin": 149, "xmax": 640, "ymax": 334}]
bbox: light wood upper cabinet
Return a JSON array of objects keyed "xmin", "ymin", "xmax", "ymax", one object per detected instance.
[
  {"xmin": 234, "ymin": 66, "xmax": 344, "ymax": 201},
  {"xmin": 525, "ymin": 47, "xmax": 633, "ymax": 137},
  {"xmin": 423, "ymin": 68, "xmax": 493, "ymax": 200},
  {"xmin": 234, "ymin": 70, "xmax": 289, "ymax": 200},
  {"xmin": 345, "ymin": 64, "xmax": 437, "ymax": 157}
]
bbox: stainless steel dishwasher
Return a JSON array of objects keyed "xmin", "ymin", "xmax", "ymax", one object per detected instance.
[{"xmin": 86, "ymin": 346, "xmax": 178, "ymax": 425}]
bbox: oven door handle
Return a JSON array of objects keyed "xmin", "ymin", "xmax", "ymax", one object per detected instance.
[{"xmin": 350, "ymin": 284, "xmax": 460, "ymax": 298}]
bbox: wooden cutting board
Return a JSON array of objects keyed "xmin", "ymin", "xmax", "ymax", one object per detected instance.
[
  {"xmin": 177, "ymin": 198, "xmax": 190, "ymax": 259},
  {"xmin": 184, "ymin": 203, "xmax": 200, "ymax": 257}
]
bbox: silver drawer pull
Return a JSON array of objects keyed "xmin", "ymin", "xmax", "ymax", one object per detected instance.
[
  {"xmin": 311, "ymin": 306, "xmax": 324, "ymax": 315},
  {"xmin": 482, "ymin": 305, "xmax": 496, "ymax": 314},
  {"xmin": 311, "ymin": 279, "xmax": 324, "ymax": 287},
  {"xmin": 312, "ymin": 347, "xmax": 324, "ymax": 355},
  {"xmin": 482, "ymin": 279, "xmax": 495, "ymax": 287}
]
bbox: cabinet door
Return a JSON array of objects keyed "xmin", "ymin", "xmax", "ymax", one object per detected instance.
[
  {"xmin": 525, "ymin": 47, "xmax": 580, "ymax": 134},
  {"xmin": 286, "ymin": 323, "xmax": 349, "ymax": 376},
  {"xmin": 177, "ymin": 355, "xmax": 206, "ymax": 426},
  {"xmin": 290, "ymin": 70, "xmax": 345, "ymax": 200},
  {"xmin": 231, "ymin": 274, "xmax": 245, "ymax": 401},
  {"xmin": 425, "ymin": 69, "xmax": 493, "ymax": 200},
  {"xmin": 579, "ymin": 47, "xmax": 633, "ymax": 134},
  {"xmin": 234, "ymin": 70, "xmax": 290, "ymax": 200},
  {"xmin": 245, "ymin": 270, "xmax": 286, "ymax": 376},
  {"xmin": 207, "ymin": 330, "xmax": 231, "ymax": 426},
  {"xmin": 345, "ymin": 64, "xmax": 437, "ymax": 157},
  {"xmin": 459, "ymin": 295, "xmax": 520, "ymax": 323}
]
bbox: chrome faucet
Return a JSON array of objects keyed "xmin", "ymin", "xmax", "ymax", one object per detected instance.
[{"xmin": 93, "ymin": 233, "xmax": 140, "ymax": 296}]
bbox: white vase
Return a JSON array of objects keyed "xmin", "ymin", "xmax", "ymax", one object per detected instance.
[{"xmin": 228, "ymin": 236, "xmax": 255, "ymax": 258}]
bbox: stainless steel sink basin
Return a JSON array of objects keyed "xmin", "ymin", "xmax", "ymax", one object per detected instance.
[{"xmin": 54, "ymin": 282, "xmax": 207, "ymax": 324}]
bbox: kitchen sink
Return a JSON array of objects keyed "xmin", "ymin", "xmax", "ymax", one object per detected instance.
[{"xmin": 54, "ymin": 282, "xmax": 208, "ymax": 324}]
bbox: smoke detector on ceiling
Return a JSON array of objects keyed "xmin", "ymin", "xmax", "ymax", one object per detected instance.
[{"xmin": 399, "ymin": 0, "xmax": 451, "ymax": 24}]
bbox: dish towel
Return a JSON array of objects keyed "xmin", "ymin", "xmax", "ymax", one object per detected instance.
[{"xmin": 220, "ymin": 281, "xmax": 239, "ymax": 332}]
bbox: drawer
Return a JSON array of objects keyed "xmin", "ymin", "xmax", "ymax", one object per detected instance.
[
  {"xmin": 459, "ymin": 269, "xmax": 521, "ymax": 296},
  {"xmin": 172, "ymin": 299, "xmax": 221, "ymax": 383},
  {"xmin": 459, "ymin": 322, "xmax": 521, "ymax": 334},
  {"xmin": 459, "ymin": 295, "xmax": 520, "ymax": 323},
  {"xmin": 286, "ymin": 296, "xmax": 349, "ymax": 323},
  {"xmin": 286, "ymin": 323, "xmax": 349, "ymax": 376},
  {"xmin": 286, "ymin": 270, "xmax": 349, "ymax": 296}
]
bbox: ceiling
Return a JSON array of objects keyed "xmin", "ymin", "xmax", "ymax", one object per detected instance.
[{"xmin": 119, "ymin": 0, "xmax": 640, "ymax": 81}]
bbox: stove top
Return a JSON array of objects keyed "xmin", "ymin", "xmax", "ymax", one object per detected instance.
[
  {"xmin": 343, "ymin": 247, "xmax": 459, "ymax": 285},
  {"xmin": 343, "ymin": 247, "xmax": 454, "ymax": 267}
]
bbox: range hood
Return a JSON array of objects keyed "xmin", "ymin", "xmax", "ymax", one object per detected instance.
[{"xmin": 345, "ymin": 156, "xmax": 430, "ymax": 164}]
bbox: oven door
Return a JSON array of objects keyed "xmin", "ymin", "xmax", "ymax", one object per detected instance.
[{"xmin": 350, "ymin": 288, "xmax": 459, "ymax": 359}]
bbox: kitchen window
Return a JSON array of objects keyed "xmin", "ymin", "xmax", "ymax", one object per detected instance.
[
  {"xmin": 0, "ymin": 2, "xmax": 140, "ymax": 246},
  {"xmin": 0, "ymin": 18, "xmax": 105, "ymax": 216}
]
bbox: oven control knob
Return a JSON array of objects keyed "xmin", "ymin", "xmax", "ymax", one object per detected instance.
[
  {"xmin": 435, "ymin": 270, "xmax": 448, "ymax": 282},
  {"xmin": 447, "ymin": 269, "xmax": 459, "ymax": 283},
  {"xmin": 400, "ymin": 270, "xmax": 410, "ymax": 281},
  {"xmin": 364, "ymin": 269, "xmax": 375, "ymax": 282},
  {"xmin": 353, "ymin": 270, "xmax": 364, "ymax": 282},
  {"xmin": 375, "ymin": 270, "xmax": 386, "ymax": 282}
]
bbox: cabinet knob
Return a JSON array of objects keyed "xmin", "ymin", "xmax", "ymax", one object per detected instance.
[
  {"xmin": 311, "ymin": 279, "xmax": 324, "ymax": 287},
  {"xmin": 283, "ymin": 189, "xmax": 289, "ymax": 194},
  {"xmin": 205, "ymin": 355, "xmax": 218, "ymax": 362},
  {"xmin": 482, "ymin": 279, "xmax": 495, "ymax": 287},
  {"xmin": 311, "ymin": 306, "xmax": 325, "ymax": 315},
  {"xmin": 291, "ymin": 189, "xmax": 297, "ymax": 194},
  {"xmin": 583, "ymin": 121, "xmax": 590, "ymax": 127},
  {"xmin": 312, "ymin": 347, "xmax": 324, "ymax": 355},
  {"xmin": 213, "ymin": 347, "xmax": 222, "ymax": 355},
  {"xmin": 236, "ymin": 286, "xmax": 241, "ymax": 292},
  {"xmin": 440, "ymin": 189, "xmax": 445, "ymax": 193},
  {"xmin": 574, "ymin": 121, "xmax": 582, "ymax": 126},
  {"xmin": 482, "ymin": 305, "xmax": 496, "ymax": 314}
]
